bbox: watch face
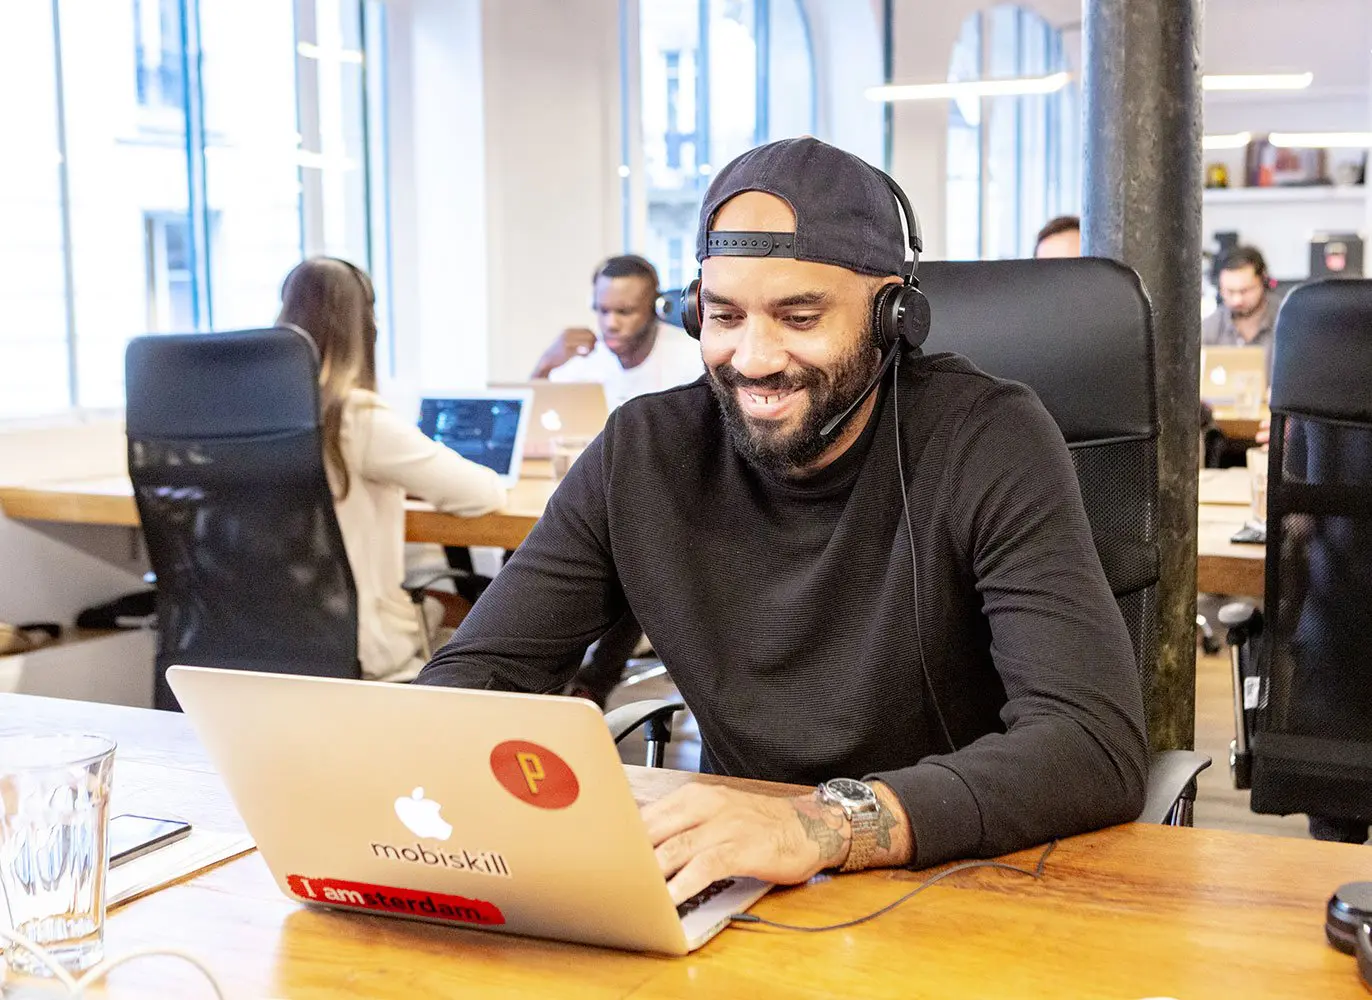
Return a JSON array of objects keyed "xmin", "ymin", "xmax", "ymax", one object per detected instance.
[{"xmin": 824, "ymin": 778, "xmax": 876, "ymax": 805}]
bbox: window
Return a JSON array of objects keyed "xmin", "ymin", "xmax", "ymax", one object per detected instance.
[
  {"xmin": 631, "ymin": 0, "xmax": 817, "ymax": 290},
  {"xmin": 143, "ymin": 212, "xmax": 196, "ymax": 333},
  {"xmin": 0, "ymin": 0, "xmax": 69, "ymax": 419},
  {"xmin": 0, "ymin": 0, "xmax": 388, "ymax": 418},
  {"xmin": 944, "ymin": 5, "xmax": 1080, "ymax": 260},
  {"xmin": 132, "ymin": 0, "xmax": 185, "ymax": 111}
]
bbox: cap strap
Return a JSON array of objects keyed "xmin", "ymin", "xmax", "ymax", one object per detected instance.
[{"xmin": 703, "ymin": 231, "xmax": 797, "ymax": 258}]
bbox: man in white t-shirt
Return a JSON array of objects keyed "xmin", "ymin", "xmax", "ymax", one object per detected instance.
[
  {"xmin": 532, "ymin": 255, "xmax": 704, "ymax": 410},
  {"xmin": 530, "ymin": 255, "xmax": 703, "ymax": 706}
]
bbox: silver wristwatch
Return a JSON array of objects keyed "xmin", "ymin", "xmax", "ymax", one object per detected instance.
[{"xmin": 816, "ymin": 778, "xmax": 881, "ymax": 873}]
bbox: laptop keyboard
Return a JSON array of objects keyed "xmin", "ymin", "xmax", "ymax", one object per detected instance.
[{"xmin": 676, "ymin": 878, "xmax": 736, "ymax": 919}]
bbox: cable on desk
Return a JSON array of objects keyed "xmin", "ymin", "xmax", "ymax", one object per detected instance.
[
  {"xmin": 729, "ymin": 840, "xmax": 1058, "ymax": 932},
  {"xmin": 0, "ymin": 927, "xmax": 226, "ymax": 998}
]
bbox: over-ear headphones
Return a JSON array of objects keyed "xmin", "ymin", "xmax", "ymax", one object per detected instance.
[{"xmin": 680, "ymin": 166, "xmax": 931, "ymax": 354}]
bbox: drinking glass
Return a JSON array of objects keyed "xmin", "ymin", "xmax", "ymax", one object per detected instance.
[
  {"xmin": 0, "ymin": 734, "xmax": 116, "ymax": 975},
  {"xmin": 550, "ymin": 435, "xmax": 594, "ymax": 483}
]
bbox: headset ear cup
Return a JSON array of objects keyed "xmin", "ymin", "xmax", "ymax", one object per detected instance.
[
  {"xmin": 871, "ymin": 284, "xmax": 902, "ymax": 350},
  {"xmin": 872, "ymin": 284, "xmax": 932, "ymax": 352},
  {"xmin": 903, "ymin": 286, "xmax": 931, "ymax": 350},
  {"xmin": 681, "ymin": 278, "xmax": 703, "ymax": 339}
]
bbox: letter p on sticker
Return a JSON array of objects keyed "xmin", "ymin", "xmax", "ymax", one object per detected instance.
[{"xmin": 516, "ymin": 751, "xmax": 545, "ymax": 794}]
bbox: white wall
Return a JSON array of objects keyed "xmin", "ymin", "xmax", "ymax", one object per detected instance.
[
  {"xmin": 481, "ymin": 0, "xmax": 623, "ymax": 384},
  {"xmin": 801, "ymin": 0, "xmax": 885, "ymax": 168},
  {"xmin": 0, "ymin": 419, "xmax": 147, "ymax": 629},
  {"xmin": 386, "ymin": 0, "xmax": 622, "ymax": 394},
  {"xmin": 384, "ymin": 0, "xmax": 489, "ymax": 417}
]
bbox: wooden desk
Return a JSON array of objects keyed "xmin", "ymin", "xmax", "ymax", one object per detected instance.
[
  {"xmin": 1214, "ymin": 414, "xmax": 1263, "ymax": 440},
  {"xmin": 0, "ymin": 476, "xmax": 558, "ymax": 550},
  {"xmin": 5, "ymin": 693, "xmax": 1369, "ymax": 999},
  {"xmin": 0, "ymin": 469, "xmax": 1272, "ymax": 597},
  {"xmin": 1196, "ymin": 468, "xmax": 1266, "ymax": 597}
]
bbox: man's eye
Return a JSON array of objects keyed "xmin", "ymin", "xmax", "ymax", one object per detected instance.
[
  {"xmin": 784, "ymin": 314, "xmax": 820, "ymax": 328},
  {"xmin": 708, "ymin": 312, "xmax": 741, "ymax": 325}
]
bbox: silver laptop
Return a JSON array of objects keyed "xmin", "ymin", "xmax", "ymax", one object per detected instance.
[
  {"xmin": 1199, "ymin": 346, "xmax": 1267, "ymax": 414},
  {"xmin": 489, "ymin": 381, "xmax": 610, "ymax": 460},
  {"xmin": 166, "ymin": 666, "xmax": 771, "ymax": 955},
  {"xmin": 417, "ymin": 388, "xmax": 534, "ymax": 487}
]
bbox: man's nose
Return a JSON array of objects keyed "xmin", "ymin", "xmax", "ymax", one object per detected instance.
[{"xmin": 730, "ymin": 319, "xmax": 787, "ymax": 379}]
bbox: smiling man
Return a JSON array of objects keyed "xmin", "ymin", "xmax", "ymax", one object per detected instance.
[{"xmin": 417, "ymin": 138, "xmax": 1147, "ymax": 903}]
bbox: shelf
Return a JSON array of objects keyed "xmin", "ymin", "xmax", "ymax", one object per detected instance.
[{"xmin": 1203, "ymin": 185, "xmax": 1367, "ymax": 205}]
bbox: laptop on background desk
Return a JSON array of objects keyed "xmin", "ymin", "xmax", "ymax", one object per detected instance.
[
  {"xmin": 489, "ymin": 381, "xmax": 610, "ymax": 460},
  {"xmin": 1200, "ymin": 346, "xmax": 1268, "ymax": 416},
  {"xmin": 418, "ymin": 388, "xmax": 533, "ymax": 488},
  {"xmin": 166, "ymin": 666, "xmax": 770, "ymax": 956}
]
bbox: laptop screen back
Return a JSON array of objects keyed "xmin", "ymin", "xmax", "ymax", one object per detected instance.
[{"xmin": 418, "ymin": 392, "xmax": 531, "ymax": 484}]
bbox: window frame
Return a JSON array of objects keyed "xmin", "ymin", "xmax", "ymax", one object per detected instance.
[{"xmin": 1, "ymin": 0, "xmax": 388, "ymax": 424}]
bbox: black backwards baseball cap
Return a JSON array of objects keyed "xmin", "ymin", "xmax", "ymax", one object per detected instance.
[{"xmin": 695, "ymin": 136, "xmax": 910, "ymax": 278}]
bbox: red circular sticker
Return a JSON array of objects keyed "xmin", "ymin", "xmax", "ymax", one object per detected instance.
[{"xmin": 490, "ymin": 741, "xmax": 579, "ymax": 809}]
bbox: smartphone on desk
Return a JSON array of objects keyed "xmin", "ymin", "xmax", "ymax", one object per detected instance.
[{"xmin": 108, "ymin": 813, "xmax": 192, "ymax": 869}]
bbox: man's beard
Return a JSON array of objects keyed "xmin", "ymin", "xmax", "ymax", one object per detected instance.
[
  {"xmin": 1229, "ymin": 297, "xmax": 1263, "ymax": 320},
  {"xmin": 707, "ymin": 324, "xmax": 884, "ymax": 477}
]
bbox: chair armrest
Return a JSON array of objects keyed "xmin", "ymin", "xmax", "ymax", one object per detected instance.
[
  {"xmin": 1140, "ymin": 749, "xmax": 1212, "ymax": 824},
  {"xmin": 401, "ymin": 566, "xmax": 473, "ymax": 599},
  {"xmin": 1218, "ymin": 601, "xmax": 1261, "ymax": 643},
  {"xmin": 604, "ymin": 699, "xmax": 685, "ymax": 746}
]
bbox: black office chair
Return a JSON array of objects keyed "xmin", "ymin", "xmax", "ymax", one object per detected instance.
[
  {"xmin": 920, "ymin": 257, "xmax": 1210, "ymax": 825},
  {"xmin": 127, "ymin": 328, "xmax": 363, "ymax": 710},
  {"xmin": 1221, "ymin": 280, "xmax": 1372, "ymax": 839}
]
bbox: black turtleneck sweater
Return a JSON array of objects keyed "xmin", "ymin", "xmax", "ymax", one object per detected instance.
[{"xmin": 416, "ymin": 353, "xmax": 1148, "ymax": 866}]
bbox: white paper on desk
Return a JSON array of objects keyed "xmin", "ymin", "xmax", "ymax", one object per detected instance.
[{"xmin": 107, "ymin": 829, "xmax": 256, "ymax": 909}]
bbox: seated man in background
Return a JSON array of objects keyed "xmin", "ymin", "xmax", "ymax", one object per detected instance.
[
  {"xmin": 532, "ymin": 254, "xmax": 704, "ymax": 409},
  {"xmin": 1202, "ymin": 245, "xmax": 1279, "ymax": 361},
  {"xmin": 418, "ymin": 137, "xmax": 1146, "ymax": 902},
  {"xmin": 1033, "ymin": 215, "xmax": 1081, "ymax": 258},
  {"xmin": 532, "ymin": 254, "xmax": 705, "ymax": 707}
]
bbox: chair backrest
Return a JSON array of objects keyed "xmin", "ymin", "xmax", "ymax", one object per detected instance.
[
  {"xmin": 920, "ymin": 258, "xmax": 1161, "ymax": 729},
  {"xmin": 126, "ymin": 327, "xmax": 359, "ymax": 710},
  {"xmin": 1253, "ymin": 278, "xmax": 1372, "ymax": 818}
]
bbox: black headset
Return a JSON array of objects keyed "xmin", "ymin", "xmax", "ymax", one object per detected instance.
[{"xmin": 679, "ymin": 165, "xmax": 931, "ymax": 356}]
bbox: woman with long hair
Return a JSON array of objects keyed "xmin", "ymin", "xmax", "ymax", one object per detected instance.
[{"xmin": 278, "ymin": 257, "xmax": 506, "ymax": 681}]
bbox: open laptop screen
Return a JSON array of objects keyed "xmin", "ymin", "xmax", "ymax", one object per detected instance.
[{"xmin": 418, "ymin": 391, "xmax": 531, "ymax": 485}]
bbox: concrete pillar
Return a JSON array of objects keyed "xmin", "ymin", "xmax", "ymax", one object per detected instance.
[{"xmin": 1082, "ymin": 0, "xmax": 1204, "ymax": 751}]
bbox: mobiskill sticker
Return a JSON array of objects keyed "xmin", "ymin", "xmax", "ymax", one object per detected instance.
[
  {"xmin": 490, "ymin": 740, "xmax": 580, "ymax": 809},
  {"xmin": 286, "ymin": 875, "xmax": 505, "ymax": 925}
]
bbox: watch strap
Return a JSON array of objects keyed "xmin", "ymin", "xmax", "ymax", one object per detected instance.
[{"xmin": 840, "ymin": 803, "xmax": 881, "ymax": 872}]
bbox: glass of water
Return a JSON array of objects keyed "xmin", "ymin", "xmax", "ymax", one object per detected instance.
[
  {"xmin": 550, "ymin": 435, "xmax": 594, "ymax": 482},
  {"xmin": 0, "ymin": 734, "xmax": 116, "ymax": 976}
]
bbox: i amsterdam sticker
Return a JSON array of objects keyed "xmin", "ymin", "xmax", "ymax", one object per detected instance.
[{"xmin": 287, "ymin": 874, "xmax": 505, "ymax": 926}]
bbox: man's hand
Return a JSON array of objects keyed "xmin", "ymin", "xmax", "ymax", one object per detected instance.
[
  {"xmin": 531, "ymin": 328, "xmax": 597, "ymax": 379},
  {"xmin": 641, "ymin": 784, "xmax": 850, "ymax": 905}
]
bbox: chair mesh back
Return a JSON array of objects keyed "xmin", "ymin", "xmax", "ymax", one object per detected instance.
[
  {"xmin": 1248, "ymin": 279, "xmax": 1372, "ymax": 818},
  {"xmin": 126, "ymin": 328, "xmax": 358, "ymax": 709},
  {"xmin": 1251, "ymin": 418, "xmax": 1372, "ymax": 817},
  {"xmin": 921, "ymin": 259, "xmax": 1161, "ymax": 732},
  {"xmin": 1070, "ymin": 441, "xmax": 1161, "ymax": 725}
]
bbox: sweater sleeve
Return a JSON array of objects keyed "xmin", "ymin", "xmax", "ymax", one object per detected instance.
[
  {"xmin": 870, "ymin": 383, "xmax": 1148, "ymax": 866},
  {"xmin": 413, "ymin": 425, "xmax": 626, "ymax": 692},
  {"xmin": 347, "ymin": 392, "xmax": 507, "ymax": 516}
]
